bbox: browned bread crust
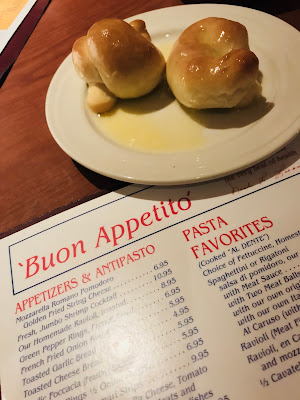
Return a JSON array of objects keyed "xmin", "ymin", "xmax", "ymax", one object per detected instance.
[
  {"xmin": 166, "ymin": 17, "xmax": 262, "ymax": 109},
  {"xmin": 72, "ymin": 19, "xmax": 165, "ymax": 100}
]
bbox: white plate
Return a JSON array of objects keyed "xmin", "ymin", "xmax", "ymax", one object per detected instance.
[{"xmin": 45, "ymin": 4, "xmax": 300, "ymax": 185}]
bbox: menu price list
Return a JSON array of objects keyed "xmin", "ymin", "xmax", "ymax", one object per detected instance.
[
  {"xmin": 2, "ymin": 157, "xmax": 300, "ymax": 400},
  {"xmin": 14, "ymin": 226, "xmax": 300, "ymax": 400},
  {"xmin": 199, "ymin": 228, "xmax": 300, "ymax": 388},
  {"xmin": 15, "ymin": 253, "xmax": 227, "ymax": 400}
]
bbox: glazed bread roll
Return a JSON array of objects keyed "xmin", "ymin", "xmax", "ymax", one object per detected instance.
[
  {"xmin": 166, "ymin": 17, "xmax": 262, "ymax": 109},
  {"xmin": 72, "ymin": 19, "xmax": 165, "ymax": 112},
  {"xmin": 87, "ymin": 18, "xmax": 165, "ymax": 98}
]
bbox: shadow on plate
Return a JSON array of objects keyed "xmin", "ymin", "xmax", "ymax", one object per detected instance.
[
  {"xmin": 180, "ymin": 70, "xmax": 274, "ymax": 129},
  {"xmin": 103, "ymin": 72, "xmax": 274, "ymax": 129},
  {"xmin": 183, "ymin": 97, "xmax": 274, "ymax": 129},
  {"xmin": 103, "ymin": 79, "xmax": 174, "ymax": 116}
]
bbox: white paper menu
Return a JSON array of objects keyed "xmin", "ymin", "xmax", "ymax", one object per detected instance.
[
  {"xmin": 0, "ymin": 0, "xmax": 38, "ymax": 54},
  {"xmin": 0, "ymin": 136, "xmax": 299, "ymax": 400}
]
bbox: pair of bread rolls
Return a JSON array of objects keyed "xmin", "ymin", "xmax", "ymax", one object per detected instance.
[{"xmin": 72, "ymin": 17, "xmax": 261, "ymax": 113}]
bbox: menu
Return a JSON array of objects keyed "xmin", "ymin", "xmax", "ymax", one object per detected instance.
[
  {"xmin": 0, "ymin": 0, "xmax": 38, "ymax": 53},
  {"xmin": 0, "ymin": 135, "xmax": 299, "ymax": 400}
]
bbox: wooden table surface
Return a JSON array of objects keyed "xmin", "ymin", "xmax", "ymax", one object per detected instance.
[{"xmin": 0, "ymin": 0, "xmax": 299, "ymax": 237}]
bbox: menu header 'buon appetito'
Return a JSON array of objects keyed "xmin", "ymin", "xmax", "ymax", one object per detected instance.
[{"xmin": 16, "ymin": 191, "xmax": 274, "ymax": 284}]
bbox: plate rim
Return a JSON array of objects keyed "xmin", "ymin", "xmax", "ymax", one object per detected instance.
[{"xmin": 45, "ymin": 4, "xmax": 300, "ymax": 185}]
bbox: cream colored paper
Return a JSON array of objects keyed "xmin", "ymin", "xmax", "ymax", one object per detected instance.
[
  {"xmin": 0, "ymin": 0, "xmax": 30, "ymax": 29},
  {"xmin": 0, "ymin": 0, "xmax": 37, "ymax": 53}
]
